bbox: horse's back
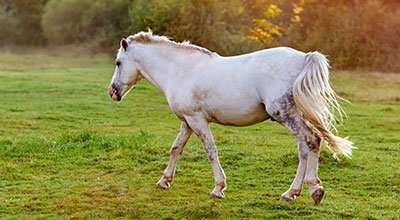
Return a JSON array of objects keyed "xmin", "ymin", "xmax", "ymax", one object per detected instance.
[
  {"xmin": 214, "ymin": 47, "xmax": 306, "ymax": 103},
  {"xmin": 218, "ymin": 46, "xmax": 306, "ymax": 79}
]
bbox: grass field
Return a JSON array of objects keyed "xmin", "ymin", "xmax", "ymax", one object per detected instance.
[{"xmin": 0, "ymin": 48, "xmax": 399, "ymax": 219}]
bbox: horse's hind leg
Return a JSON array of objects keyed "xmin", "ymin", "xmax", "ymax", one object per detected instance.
[
  {"xmin": 304, "ymin": 139, "xmax": 325, "ymax": 205},
  {"xmin": 279, "ymin": 141, "xmax": 308, "ymax": 202},
  {"xmin": 268, "ymin": 97, "xmax": 324, "ymax": 204},
  {"xmin": 156, "ymin": 122, "xmax": 193, "ymax": 189},
  {"xmin": 278, "ymin": 117, "xmax": 323, "ymax": 204},
  {"xmin": 281, "ymin": 131, "xmax": 323, "ymax": 204}
]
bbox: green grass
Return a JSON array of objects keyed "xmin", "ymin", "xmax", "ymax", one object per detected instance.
[{"xmin": 0, "ymin": 48, "xmax": 399, "ymax": 219}]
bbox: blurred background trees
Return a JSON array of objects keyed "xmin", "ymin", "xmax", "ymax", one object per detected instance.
[
  {"xmin": 129, "ymin": 0, "xmax": 261, "ymax": 55},
  {"xmin": 0, "ymin": 0, "xmax": 47, "ymax": 45},
  {"xmin": 41, "ymin": 0, "xmax": 130, "ymax": 53},
  {"xmin": 0, "ymin": 0, "xmax": 399, "ymax": 71}
]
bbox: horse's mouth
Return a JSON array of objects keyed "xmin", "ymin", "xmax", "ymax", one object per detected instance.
[
  {"xmin": 111, "ymin": 93, "xmax": 121, "ymax": 101},
  {"xmin": 109, "ymin": 85, "xmax": 122, "ymax": 101}
]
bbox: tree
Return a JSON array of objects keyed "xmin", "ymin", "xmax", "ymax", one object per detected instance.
[
  {"xmin": 129, "ymin": 0, "xmax": 259, "ymax": 55},
  {"xmin": 0, "ymin": 0, "xmax": 47, "ymax": 45},
  {"xmin": 41, "ymin": 0, "xmax": 130, "ymax": 52},
  {"xmin": 248, "ymin": 0, "xmax": 400, "ymax": 71}
]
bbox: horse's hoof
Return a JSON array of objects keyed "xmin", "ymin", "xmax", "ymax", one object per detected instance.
[
  {"xmin": 210, "ymin": 188, "xmax": 225, "ymax": 199},
  {"xmin": 210, "ymin": 192, "xmax": 225, "ymax": 199},
  {"xmin": 311, "ymin": 187, "xmax": 325, "ymax": 205},
  {"xmin": 279, "ymin": 189, "xmax": 300, "ymax": 202},
  {"xmin": 156, "ymin": 178, "xmax": 171, "ymax": 189},
  {"xmin": 279, "ymin": 195, "xmax": 294, "ymax": 202}
]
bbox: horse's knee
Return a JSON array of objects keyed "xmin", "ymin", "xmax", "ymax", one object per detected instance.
[
  {"xmin": 204, "ymin": 145, "xmax": 218, "ymax": 161},
  {"xmin": 305, "ymin": 177, "xmax": 321, "ymax": 186},
  {"xmin": 170, "ymin": 145, "xmax": 183, "ymax": 155},
  {"xmin": 305, "ymin": 134, "xmax": 321, "ymax": 153},
  {"xmin": 298, "ymin": 142, "xmax": 309, "ymax": 160}
]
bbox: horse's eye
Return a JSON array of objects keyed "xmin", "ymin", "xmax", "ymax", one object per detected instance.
[{"xmin": 115, "ymin": 61, "xmax": 121, "ymax": 67}]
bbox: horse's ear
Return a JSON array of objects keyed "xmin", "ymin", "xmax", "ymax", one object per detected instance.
[{"xmin": 121, "ymin": 38, "xmax": 129, "ymax": 51}]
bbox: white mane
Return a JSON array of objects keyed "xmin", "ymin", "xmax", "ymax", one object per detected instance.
[{"xmin": 126, "ymin": 30, "xmax": 214, "ymax": 56}]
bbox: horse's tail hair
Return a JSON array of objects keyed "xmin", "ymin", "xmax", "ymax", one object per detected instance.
[{"xmin": 292, "ymin": 52, "xmax": 356, "ymax": 159}]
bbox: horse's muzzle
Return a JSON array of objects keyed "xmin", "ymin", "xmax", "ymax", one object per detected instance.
[{"xmin": 108, "ymin": 84, "xmax": 121, "ymax": 101}]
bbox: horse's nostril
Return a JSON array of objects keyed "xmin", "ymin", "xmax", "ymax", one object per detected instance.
[
  {"xmin": 109, "ymin": 83, "xmax": 122, "ymax": 101},
  {"xmin": 108, "ymin": 84, "xmax": 119, "ymax": 99}
]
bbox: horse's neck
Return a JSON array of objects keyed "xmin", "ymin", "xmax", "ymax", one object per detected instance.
[
  {"xmin": 131, "ymin": 46, "xmax": 168, "ymax": 93},
  {"xmin": 132, "ymin": 44, "xmax": 206, "ymax": 94}
]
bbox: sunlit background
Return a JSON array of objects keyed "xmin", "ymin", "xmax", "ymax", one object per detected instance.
[{"xmin": 1, "ymin": 0, "xmax": 399, "ymax": 71}]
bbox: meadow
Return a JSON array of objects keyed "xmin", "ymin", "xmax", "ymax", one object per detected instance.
[{"xmin": 0, "ymin": 48, "xmax": 399, "ymax": 219}]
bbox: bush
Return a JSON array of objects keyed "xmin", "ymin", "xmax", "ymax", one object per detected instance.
[
  {"xmin": 129, "ymin": 0, "xmax": 260, "ymax": 55},
  {"xmin": 41, "ymin": 0, "xmax": 130, "ymax": 52},
  {"xmin": 0, "ymin": 0, "xmax": 47, "ymax": 46},
  {"xmin": 279, "ymin": 0, "xmax": 400, "ymax": 71},
  {"xmin": 0, "ymin": 9, "xmax": 21, "ymax": 45},
  {"xmin": 2, "ymin": 0, "xmax": 398, "ymax": 71}
]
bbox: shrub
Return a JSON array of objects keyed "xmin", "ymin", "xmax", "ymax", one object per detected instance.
[
  {"xmin": 129, "ymin": 0, "xmax": 260, "ymax": 55},
  {"xmin": 41, "ymin": 0, "xmax": 130, "ymax": 52},
  {"xmin": 0, "ymin": 9, "xmax": 21, "ymax": 45},
  {"xmin": 279, "ymin": 0, "xmax": 400, "ymax": 71},
  {"xmin": 0, "ymin": 0, "xmax": 47, "ymax": 46}
]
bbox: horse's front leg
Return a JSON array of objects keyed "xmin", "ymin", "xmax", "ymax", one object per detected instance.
[
  {"xmin": 156, "ymin": 122, "xmax": 192, "ymax": 189},
  {"xmin": 185, "ymin": 115, "xmax": 227, "ymax": 198}
]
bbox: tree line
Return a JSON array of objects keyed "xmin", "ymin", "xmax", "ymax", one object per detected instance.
[{"xmin": 1, "ymin": 0, "xmax": 399, "ymax": 71}]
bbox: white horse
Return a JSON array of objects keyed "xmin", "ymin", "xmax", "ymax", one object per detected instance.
[{"xmin": 108, "ymin": 31, "xmax": 355, "ymax": 204}]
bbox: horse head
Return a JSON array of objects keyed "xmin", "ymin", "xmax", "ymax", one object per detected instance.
[{"xmin": 108, "ymin": 38, "xmax": 143, "ymax": 101}]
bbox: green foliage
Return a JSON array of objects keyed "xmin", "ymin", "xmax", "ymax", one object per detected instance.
[
  {"xmin": 0, "ymin": 0, "xmax": 47, "ymax": 45},
  {"xmin": 41, "ymin": 0, "xmax": 130, "ymax": 52},
  {"xmin": 129, "ymin": 0, "xmax": 175, "ymax": 35},
  {"xmin": 0, "ymin": 8, "xmax": 20, "ymax": 45},
  {"xmin": 129, "ymin": 0, "xmax": 260, "ymax": 55},
  {"xmin": 277, "ymin": 0, "xmax": 400, "ymax": 71},
  {"xmin": 0, "ymin": 47, "xmax": 399, "ymax": 219},
  {"xmin": 1, "ymin": 0, "xmax": 399, "ymax": 69}
]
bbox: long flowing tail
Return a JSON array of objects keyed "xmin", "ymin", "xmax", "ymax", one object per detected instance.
[{"xmin": 292, "ymin": 52, "xmax": 356, "ymax": 159}]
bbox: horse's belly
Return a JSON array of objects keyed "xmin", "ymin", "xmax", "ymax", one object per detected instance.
[{"xmin": 206, "ymin": 102, "xmax": 270, "ymax": 126}]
